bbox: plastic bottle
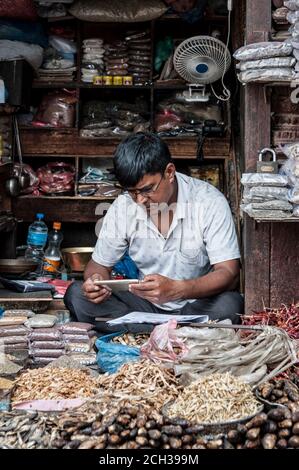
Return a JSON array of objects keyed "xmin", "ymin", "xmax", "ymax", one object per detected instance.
[
  {"xmin": 43, "ymin": 222, "xmax": 63, "ymax": 275},
  {"xmin": 25, "ymin": 213, "xmax": 48, "ymax": 264}
]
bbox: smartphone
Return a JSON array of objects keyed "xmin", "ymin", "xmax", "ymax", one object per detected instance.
[{"xmin": 93, "ymin": 279, "xmax": 140, "ymax": 292}]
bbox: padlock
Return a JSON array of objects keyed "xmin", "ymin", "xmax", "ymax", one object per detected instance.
[{"xmin": 257, "ymin": 148, "xmax": 278, "ymax": 174}]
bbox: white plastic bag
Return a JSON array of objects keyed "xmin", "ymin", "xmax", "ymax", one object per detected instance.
[
  {"xmin": 241, "ymin": 173, "xmax": 289, "ymax": 187},
  {"xmin": 242, "ymin": 185, "xmax": 289, "ymax": 201},
  {"xmin": 288, "ymin": 185, "xmax": 299, "ymax": 203},
  {"xmin": 238, "ymin": 67, "xmax": 294, "ymax": 83},
  {"xmin": 0, "ymin": 40, "xmax": 43, "ymax": 70},
  {"xmin": 285, "ymin": 0, "xmax": 299, "ymax": 10},
  {"xmin": 49, "ymin": 36, "xmax": 77, "ymax": 54},
  {"xmin": 292, "ymin": 203, "xmax": 299, "ymax": 215},
  {"xmin": 234, "ymin": 42, "xmax": 293, "ymax": 61},
  {"xmin": 239, "ymin": 57, "xmax": 295, "ymax": 71}
]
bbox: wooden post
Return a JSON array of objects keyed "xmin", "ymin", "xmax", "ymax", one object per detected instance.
[{"xmin": 243, "ymin": 0, "xmax": 272, "ymax": 312}]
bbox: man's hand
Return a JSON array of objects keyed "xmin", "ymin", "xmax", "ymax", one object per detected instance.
[
  {"xmin": 130, "ymin": 274, "xmax": 181, "ymax": 304},
  {"xmin": 82, "ymin": 273, "xmax": 112, "ymax": 304}
]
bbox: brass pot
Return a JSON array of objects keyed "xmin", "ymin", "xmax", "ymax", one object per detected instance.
[{"xmin": 61, "ymin": 247, "xmax": 93, "ymax": 272}]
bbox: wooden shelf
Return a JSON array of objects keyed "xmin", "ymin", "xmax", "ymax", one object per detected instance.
[
  {"xmin": 254, "ymin": 217, "xmax": 299, "ymax": 223},
  {"xmin": 32, "ymin": 82, "xmax": 77, "ymax": 89}
]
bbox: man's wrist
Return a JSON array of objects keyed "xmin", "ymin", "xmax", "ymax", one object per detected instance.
[{"xmin": 172, "ymin": 279, "xmax": 187, "ymax": 300}]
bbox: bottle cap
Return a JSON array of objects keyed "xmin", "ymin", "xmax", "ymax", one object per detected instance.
[
  {"xmin": 36, "ymin": 213, "xmax": 44, "ymax": 220},
  {"xmin": 53, "ymin": 222, "xmax": 61, "ymax": 230}
]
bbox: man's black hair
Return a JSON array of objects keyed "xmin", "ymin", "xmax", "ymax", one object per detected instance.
[{"xmin": 114, "ymin": 132, "xmax": 172, "ymax": 188}]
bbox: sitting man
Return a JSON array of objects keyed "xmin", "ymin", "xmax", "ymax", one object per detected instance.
[{"xmin": 64, "ymin": 132, "xmax": 243, "ymax": 333}]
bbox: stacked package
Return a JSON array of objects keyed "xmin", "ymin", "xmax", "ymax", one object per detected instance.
[
  {"xmin": 284, "ymin": 0, "xmax": 299, "ymax": 77},
  {"xmin": 104, "ymin": 40, "xmax": 129, "ymax": 78},
  {"xmin": 80, "ymin": 99, "xmax": 150, "ymax": 137},
  {"xmin": 125, "ymin": 31, "xmax": 151, "ymax": 85},
  {"xmin": 27, "ymin": 315, "xmax": 65, "ymax": 366},
  {"xmin": 0, "ymin": 319, "xmax": 29, "ymax": 356},
  {"xmin": 38, "ymin": 35, "xmax": 77, "ymax": 83},
  {"xmin": 280, "ymin": 141, "xmax": 299, "ymax": 216},
  {"xmin": 234, "ymin": 41, "xmax": 295, "ymax": 83},
  {"xmin": 81, "ymin": 38, "xmax": 105, "ymax": 83},
  {"xmin": 241, "ymin": 173, "xmax": 293, "ymax": 219},
  {"xmin": 59, "ymin": 322, "xmax": 97, "ymax": 366}
]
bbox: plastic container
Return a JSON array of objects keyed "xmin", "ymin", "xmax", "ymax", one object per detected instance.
[
  {"xmin": 24, "ymin": 213, "xmax": 48, "ymax": 265},
  {"xmin": 43, "ymin": 222, "xmax": 63, "ymax": 274}
]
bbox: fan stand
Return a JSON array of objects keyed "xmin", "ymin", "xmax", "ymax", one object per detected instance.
[{"xmin": 183, "ymin": 84, "xmax": 210, "ymax": 102}]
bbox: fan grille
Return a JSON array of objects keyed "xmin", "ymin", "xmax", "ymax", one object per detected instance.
[{"xmin": 174, "ymin": 36, "xmax": 231, "ymax": 84}]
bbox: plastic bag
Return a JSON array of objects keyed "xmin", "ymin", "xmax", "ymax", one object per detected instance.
[
  {"xmin": 293, "ymin": 204, "xmax": 299, "ymax": 216},
  {"xmin": 242, "ymin": 185, "xmax": 289, "ymax": 202},
  {"xmin": 0, "ymin": 20, "xmax": 48, "ymax": 48},
  {"xmin": 285, "ymin": 0, "xmax": 299, "ymax": 9},
  {"xmin": 241, "ymin": 205, "xmax": 292, "ymax": 218},
  {"xmin": 288, "ymin": 185, "xmax": 299, "ymax": 203},
  {"xmin": 238, "ymin": 57, "xmax": 295, "ymax": 71},
  {"xmin": 25, "ymin": 315, "xmax": 57, "ymax": 328},
  {"xmin": 242, "ymin": 200, "xmax": 293, "ymax": 211},
  {"xmin": 37, "ymin": 162, "xmax": 75, "ymax": 195},
  {"xmin": 280, "ymin": 141, "xmax": 299, "ymax": 160},
  {"xmin": 0, "ymin": 1, "xmax": 37, "ymax": 21},
  {"xmin": 29, "ymin": 348, "xmax": 64, "ymax": 358},
  {"xmin": 30, "ymin": 341, "xmax": 64, "ymax": 350},
  {"xmin": 59, "ymin": 322, "xmax": 94, "ymax": 334},
  {"xmin": 238, "ymin": 67, "xmax": 294, "ymax": 84},
  {"xmin": 234, "ymin": 42, "xmax": 293, "ymax": 61},
  {"xmin": 95, "ymin": 332, "xmax": 140, "ymax": 374},
  {"xmin": 241, "ymin": 173, "xmax": 289, "ymax": 187},
  {"xmin": 287, "ymin": 10, "xmax": 299, "ymax": 23},
  {"xmin": 140, "ymin": 320, "xmax": 188, "ymax": 364},
  {"xmin": 29, "ymin": 328, "xmax": 62, "ymax": 342},
  {"xmin": 33, "ymin": 91, "xmax": 77, "ymax": 128},
  {"xmin": 281, "ymin": 158, "xmax": 299, "ymax": 185},
  {"xmin": 49, "ymin": 36, "xmax": 77, "ymax": 54},
  {"xmin": 0, "ymin": 326, "xmax": 29, "ymax": 337},
  {"xmin": 113, "ymin": 252, "xmax": 139, "ymax": 279},
  {"xmin": 0, "ymin": 40, "xmax": 43, "ymax": 70},
  {"xmin": 69, "ymin": 0, "xmax": 167, "ymax": 22}
]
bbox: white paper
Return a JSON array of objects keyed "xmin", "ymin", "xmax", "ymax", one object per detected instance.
[{"xmin": 107, "ymin": 311, "xmax": 209, "ymax": 325}]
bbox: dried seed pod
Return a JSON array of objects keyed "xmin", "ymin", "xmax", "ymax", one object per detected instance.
[
  {"xmin": 80, "ymin": 427, "xmax": 92, "ymax": 435},
  {"xmin": 278, "ymin": 419, "xmax": 292, "ymax": 429},
  {"xmin": 145, "ymin": 420, "xmax": 156, "ymax": 430},
  {"xmin": 185, "ymin": 425, "xmax": 204, "ymax": 434},
  {"xmin": 207, "ymin": 439, "xmax": 223, "ymax": 449},
  {"xmin": 246, "ymin": 427, "xmax": 260, "ymax": 441},
  {"xmin": 181, "ymin": 435, "xmax": 194, "ymax": 445},
  {"xmin": 123, "ymin": 407, "xmax": 138, "ymax": 417},
  {"xmin": 278, "ymin": 429, "xmax": 291, "ymax": 439},
  {"xmin": 137, "ymin": 427, "xmax": 147, "ymax": 437},
  {"xmin": 288, "ymin": 436, "xmax": 299, "ymax": 448},
  {"xmin": 78, "ymin": 439, "xmax": 97, "ymax": 449},
  {"xmin": 262, "ymin": 420, "xmax": 277, "ymax": 434},
  {"xmin": 261, "ymin": 433, "xmax": 277, "ymax": 449},
  {"xmin": 227, "ymin": 429, "xmax": 242, "ymax": 444},
  {"xmin": 148, "ymin": 429, "xmax": 161, "ymax": 440},
  {"xmin": 136, "ymin": 436, "xmax": 148, "ymax": 446},
  {"xmin": 129, "ymin": 419, "xmax": 137, "ymax": 430},
  {"xmin": 120, "ymin": 430, "xmax": 131, "ymax": 440},
  {"xmin": 129, "ymin": 429, "xmax": 137, "ymax": 439},
  {"xmin": 192, "ymin": 443, "xmax": 206, "ymax": 449},
  {"xmin": 148, "ymin": 439, "xmax": 160, "ymax": 448},
  {"xmin": 126, "ymin": 441, "xmax": 139, "ymax": 449},
  {"xmin": 292, "ymin": 411, "xmax": 299, "ymax": 423},
  {"xmin": 163, "ymin": 444, "xmax": 171, "ymax": 449},
  {"xmin": 292, "ymin": 422, "xmax": 299, "ymax": 435},
  {"xmin": 95, "ymin": 434, "xmax": 108, "ymax": 444},
  {"xmin": 108, "ymin": 434, "xmax": 121, "ymax": 446},
  {"xmin": 102, "ymin": 415, "xmax": 117, "ymax": 427},
  {"xmin": 244, "ymin": 438, "xmax": 260, "ymax": 449},
  {"xmin": 259, "ymin": 383, "xmax": 274, "ymax": 399},
  {"xmin": 169, "ymin": 437, "xmax": 182, "ymax": 449},
  {"xmin": 272, "ymin": 389, "xmax": 284, "ymax": 398},
  {"xmin": 267, "ymin": 408, "xmax": 289, "ymax": 422},
  {"xmin": 237, "ymin": 424, "xmax": 248, "ymax": 435},
  {"xmin": 136, "ymin": 416, "xmax": 147, "ymax": 428},
  {"xmin": 246, "ymin": 413, "xmax": 267, "ymax": 429},
  {"xmin": 116, "ymin": 415, "xmax": 131, "ymax": 426},
  {"xmin": 276, "ymin": 397, "xmax": 289, "ymax": 404},
  {"xmin": 276, "ymin": 438, "xmax": 288, "ymax": 449},
  {"xmin": 161, "ymin": 425, "xmax": 183, "ymax": 436},
  {"xmin": 94, "ymin": 442, "xmax": 106, "ymax": 449},
  {"xmin": 108, "ymin": 424, "xmax": 123, "ymax": 434},
  {"xmin": 161, "ymin": 434, "xmax": 169, "ymax": 444}
]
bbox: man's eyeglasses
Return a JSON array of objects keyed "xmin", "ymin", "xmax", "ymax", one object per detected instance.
[{"xmin": 115, "ymin": 173, "xmax": 164, "ymax": 199}]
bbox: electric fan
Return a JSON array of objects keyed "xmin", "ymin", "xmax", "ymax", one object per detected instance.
[{"xmin": 173, "ymin": 35, "xmax": 231, "ymax": 102}]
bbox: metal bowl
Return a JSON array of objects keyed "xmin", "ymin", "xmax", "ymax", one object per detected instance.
[
  {"xmin": 61, "ymin": 247, "xmax": 93, "ymax": 272},
  {"xmin": 0, "ymin": 258, "xmax": 38, "ymax": 274},
  {"xmin": 162, "ymin": 400, "xmax": 264, "ymax": 437}
]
